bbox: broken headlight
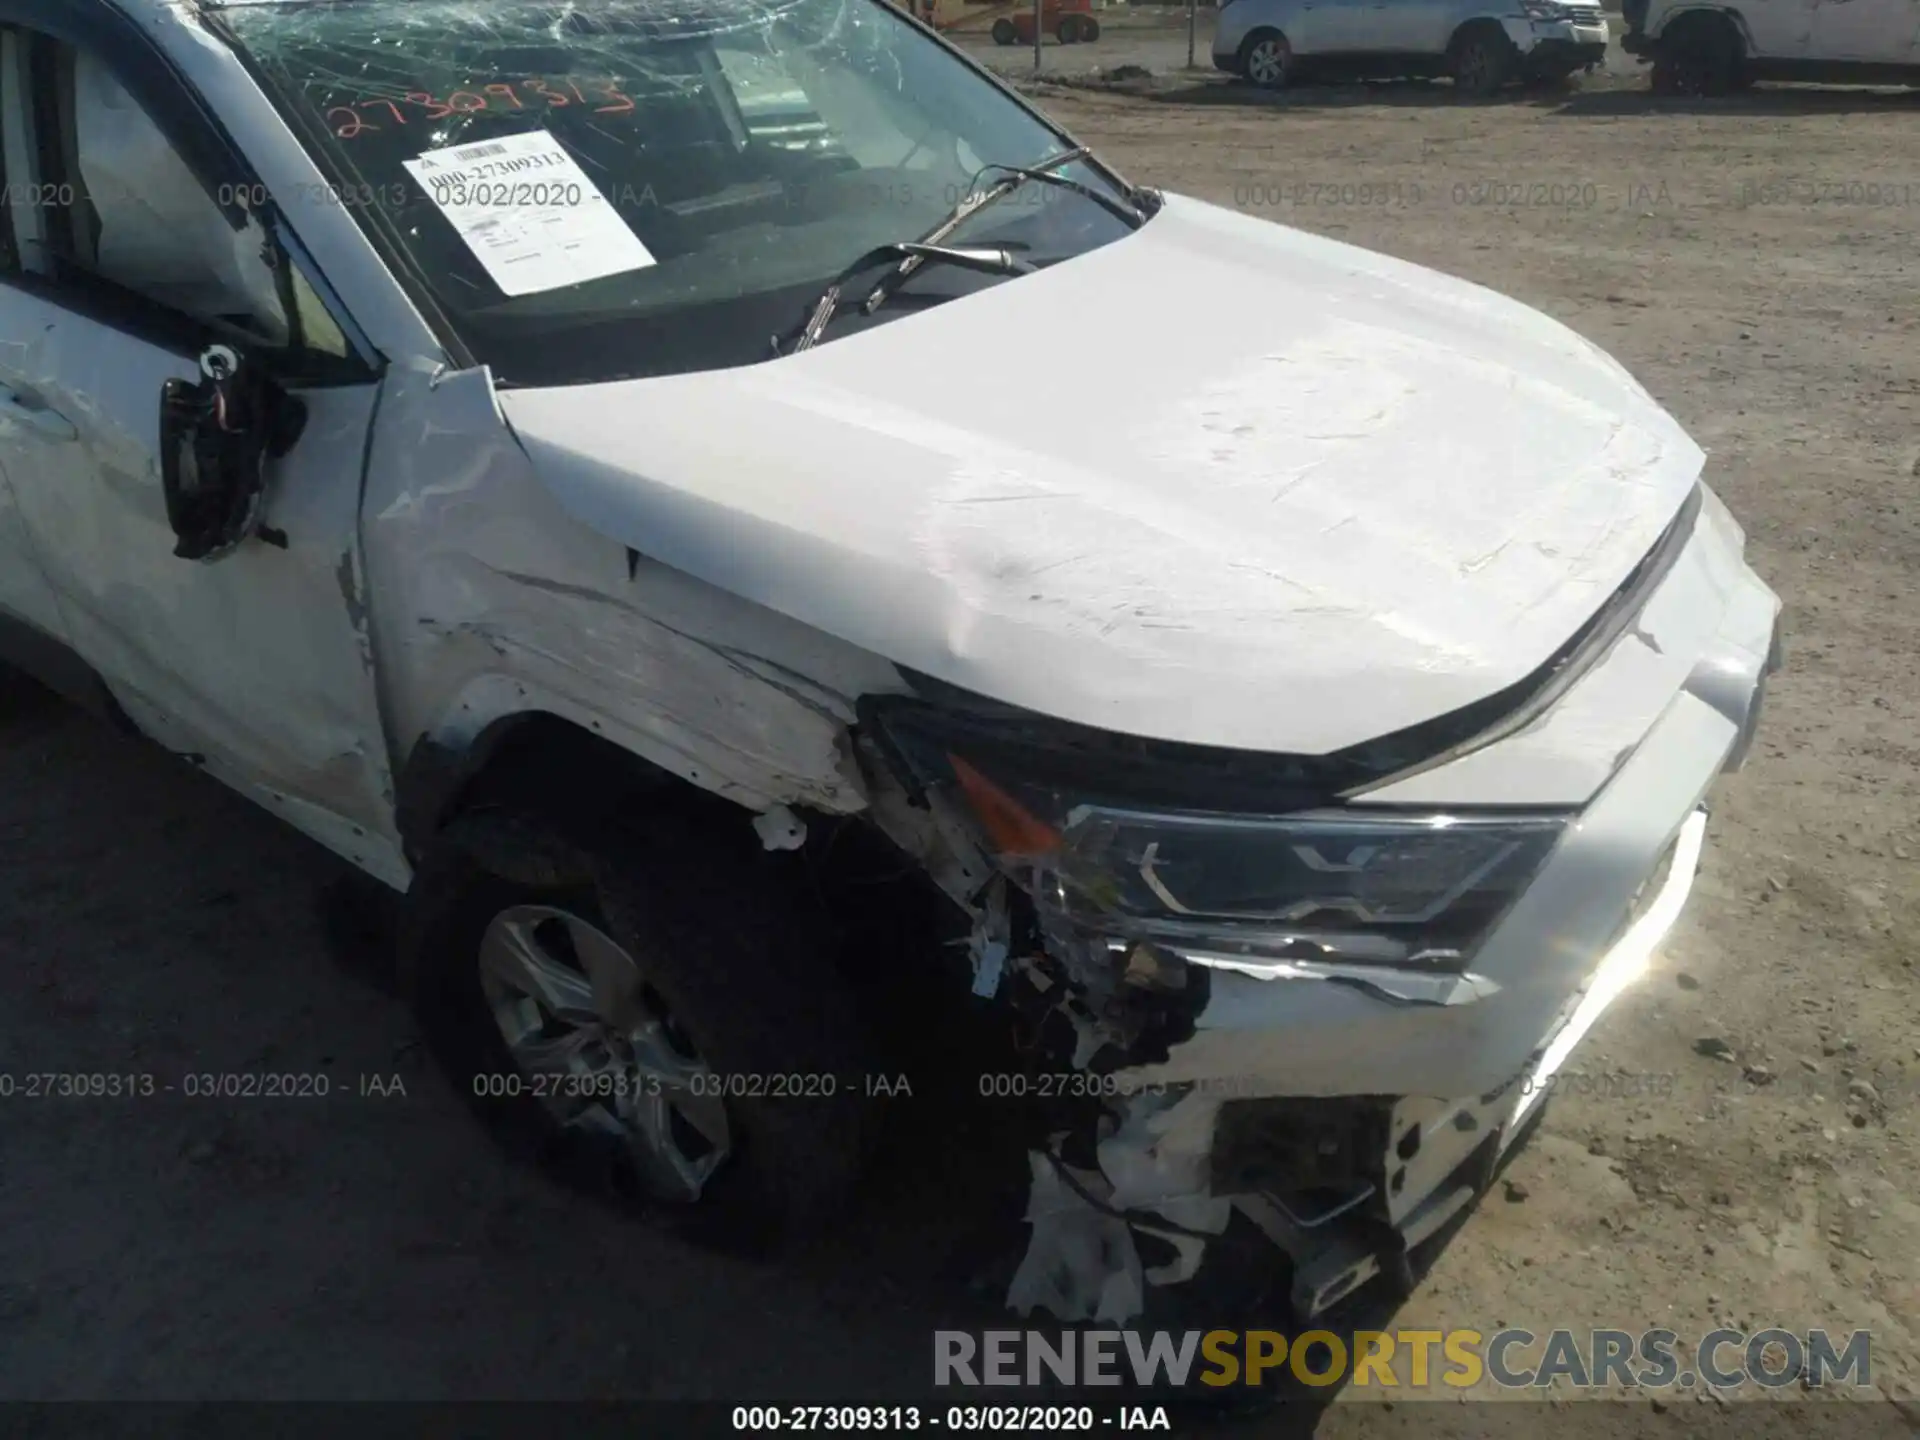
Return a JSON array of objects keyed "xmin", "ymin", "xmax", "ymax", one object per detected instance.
[
  {"xmin": 1033, "ymin": 803, "xmax": 1565, "ymax": 968},
  {"xmin": 864, "ymin": 694, "xmax": 1567, "ymax": 971}
]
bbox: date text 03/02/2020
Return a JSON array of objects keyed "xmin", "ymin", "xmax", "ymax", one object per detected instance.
[
  {"xmin": 731, "ymin": 1406, "xmax": 1173, "ymax": 1432},
  {"xmin": 0, "ymin": 1072, "xmax": 406, "ymax": 1098}
]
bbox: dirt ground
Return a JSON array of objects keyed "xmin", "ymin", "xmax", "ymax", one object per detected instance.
[{"xmin": 2, "ymin": 19, "xmax": 1917, "ymax": 1431}]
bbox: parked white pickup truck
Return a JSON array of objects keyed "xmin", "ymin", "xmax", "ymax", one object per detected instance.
[{"xmin": 0, "ymin": 0, "xmax": 1778, "ymax": 1324}]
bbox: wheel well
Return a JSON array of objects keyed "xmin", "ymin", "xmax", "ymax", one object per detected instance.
[
  {"xmin": 1447, "ymin": 18, "xmax": 1510, "ymax": 56},
  {"xmin": 1658, "ymin": 6, "xmax": 1747, "ymax": 49},
  {"xmin": 1240, "ymin": 25, "xmax": 1284, "ymax": 56},
  {"xmin": 395, "ymin": 711, "xmax": 742, "ymax": 863}
]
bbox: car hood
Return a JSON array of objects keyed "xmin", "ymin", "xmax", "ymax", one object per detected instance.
[{"xmin": 496, "ymin": 192, "xmax": 1701, "ymax": 757}]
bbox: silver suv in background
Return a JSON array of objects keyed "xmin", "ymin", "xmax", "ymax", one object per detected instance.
[{"xmin": 1214, "ymin": 0, "xmax": 1611, "ymax": 93}]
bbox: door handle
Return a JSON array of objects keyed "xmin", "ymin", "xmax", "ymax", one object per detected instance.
[{"xmin": 0, "ymin": 390, "xmax": 77, "ymax": 443}]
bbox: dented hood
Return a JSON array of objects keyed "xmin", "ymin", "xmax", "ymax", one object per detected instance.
[{"xmin": 496, "ymin": 192, "xmax": 1701, "ymax": 756}]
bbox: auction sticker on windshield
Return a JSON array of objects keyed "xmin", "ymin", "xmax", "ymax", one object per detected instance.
[{"xmin": 401, "ymin": 129, "xmax": 655, "ymax": 297}]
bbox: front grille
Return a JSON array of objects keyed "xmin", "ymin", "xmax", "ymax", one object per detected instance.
[{"xmin": 1564, "ymin": 5, "xmax": 1604, "ymax": 21}]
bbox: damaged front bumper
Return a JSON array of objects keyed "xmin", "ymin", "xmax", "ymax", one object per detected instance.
[
  {"xmin": 988, "ymin": 488, "xmax": 1782, "ymax": 1323},
  {"xmin": 1206, "ymin": 806, "xmax": 1707, "ymax": 1320},
  {"xmin": 1501, "ymin": 16, "xmax": 1612, "ymax": 60},
  {"xmin": 1517, "ymin": 35, "xmax": 1610, "ymax": 71}
]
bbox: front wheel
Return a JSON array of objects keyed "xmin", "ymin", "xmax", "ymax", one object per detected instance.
[
  {"xmin": 402, "ymin": 809, "xmax": 877, "ymax": 1246},
  {"xmin": 1450, "ymin": 28, "xmax": 1516, "ymax": 96},
  {"xmin": 1242, "ymin": 30, "xmax": 1294, "ymax": 88},
  {"xmin": 1650, "ymin": 15, "xmax": 1743, "ymax": 94},
  {"xmin": 991, "ymin": 16, "xmax": 1016, "ymax": 44}
]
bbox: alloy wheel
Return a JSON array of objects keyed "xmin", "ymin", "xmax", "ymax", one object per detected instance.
[
  {"xmin": 478, "ymin": 904, "xmax": 731, "ymax": 1202},
  {"xmin": 1247, "ymin": 36, "xmax": 1290, "ymax": 87}
]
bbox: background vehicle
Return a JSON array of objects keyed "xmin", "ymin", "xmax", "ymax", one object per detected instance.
[
  {"xmin": 883, "ymin": 0, "xmax": 1102, "ymax": 44},
  {"xmin": 1213, "ymin": 0, "xmax": 1610, "ymax": 92},
  {"xmin": 1622, "ymin": 0, "xmax": 1920, "ymax": 93},
  {"xmin": 989, "ymin": 1, "xmax": 1102, "ymax": 46}
]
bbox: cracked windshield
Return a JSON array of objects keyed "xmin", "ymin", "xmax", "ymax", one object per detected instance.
[{"xmin": 222, "ymin": 0, "xmax": 1138, "ymax": 383}]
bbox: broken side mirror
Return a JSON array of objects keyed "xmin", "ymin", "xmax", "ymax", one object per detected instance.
[{"xmin": 158, "ymin": 343, "xmax": 307, "ymax": 562}]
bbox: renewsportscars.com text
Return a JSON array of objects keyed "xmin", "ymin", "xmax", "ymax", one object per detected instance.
[{"xmin": 934, "ymin": 1327, "xmax": 1871, "ymax": 1390}]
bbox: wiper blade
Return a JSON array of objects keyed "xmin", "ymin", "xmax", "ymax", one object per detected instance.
[
  {"xmin": 775, "ymin": 242, "xmax": 1032, "ymax": 356},
  {"xmin": 855, "ymin": 146, "xmax": 1142, "ymax": 319}
]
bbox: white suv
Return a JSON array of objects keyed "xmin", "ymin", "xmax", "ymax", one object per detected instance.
[
  {"xmin": 1213, "ymin": 0, "xmax": 1611, "ymax": 93},
  {"xmin": 1622, "ymin": 0, "xmax": 1920, "ymax": 92},
  {"xmin": 1, "ymin": 0, "xmax": 1776, "ymax": 1325}
]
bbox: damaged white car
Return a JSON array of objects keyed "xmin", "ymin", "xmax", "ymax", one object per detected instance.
[{"xmin": 0, "ymin": 0, "xmax": 1778, "ymax": 1324}]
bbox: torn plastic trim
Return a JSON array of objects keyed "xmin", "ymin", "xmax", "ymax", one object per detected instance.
[
  {"xmin": 1009, "ymin": 1089, "xmax": 1232, "ymax": 1323},
  {"xmin": 1171, "ymin": 950, "xmax": 1500, "ymax": 1007}
]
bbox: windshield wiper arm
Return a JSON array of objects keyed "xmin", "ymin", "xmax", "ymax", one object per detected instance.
[
  {"xmin": 775, "ymin": 242, "xmax": 1032, "ymax": 356},
  {"xmin": 854, "ymin": 147, "xmax": 1141, "ymax": 320},
  {"xmin": 972, "ymin": 152, "xmax": 1148, "ymax": 229}
]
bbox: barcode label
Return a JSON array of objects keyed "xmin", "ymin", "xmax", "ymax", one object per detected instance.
[{"xmin": 453, "ymin": 142, "xmax": 511, "ymax": 160}]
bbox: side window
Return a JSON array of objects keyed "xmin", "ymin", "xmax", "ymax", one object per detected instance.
[
  {"xmin": 0, "ymin": 28, "xmax": 357, "ymax": 371},
  {"xmin": 289, "ymin": 267, "xmax": 351, "ymax": 361},
  {"xmin": 36, "ymin": 39, "xmax": 289, "ymax": 342}
]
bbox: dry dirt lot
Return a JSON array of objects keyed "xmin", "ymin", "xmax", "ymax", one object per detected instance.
[{"xmin": 1, "ymin": 39, "xmax": 1917, "ymax": 1435}]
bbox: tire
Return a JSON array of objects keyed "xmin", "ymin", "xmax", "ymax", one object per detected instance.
[
  {"xmin": 1649, "ymin": 15, "xmax": 1742, "ymax": 95},
  {"xmin": 991, "ymin": 16, "xmax": 1016, "ymax": 43},
  {"xmin": 1081, "ymin": 16, "xmax": 1101, "ymax": 39},
  {"xmin": 1240, "ymin": 29, "xmax": 1293, "ymax": 88},
  {"xmin": 401, "ymin": 807, "xmax": 877, "ymax": 1247},
  {"xmin": 1450, "ymin": 26, "xmax": 1516, "ymax": 96}
]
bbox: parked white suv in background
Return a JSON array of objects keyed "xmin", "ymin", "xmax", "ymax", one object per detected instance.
[
  {"xmin": 1214, "ymin": 0, "xmax": 1611, "ymax": 92},
  {"xmin": 1622, "ymin": 0, "xmax": 1920, "ymax": 92}
]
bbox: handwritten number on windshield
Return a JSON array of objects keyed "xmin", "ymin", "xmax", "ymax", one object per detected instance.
[
  {"xmin": 332, "ymin": 80, "xmax": 635, "ymax": 135},
  {"xmin": 591, "ymin": 82, "xmax": 635, "ymax": 114}
]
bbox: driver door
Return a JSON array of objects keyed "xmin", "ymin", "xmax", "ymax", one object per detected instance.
[
  {"xmin": 1807, "ymin": 0, "xmax": 1915, "ymax": 58},
  {"xmin": 1296, "ymin": 0, "xmax": 1385, "ymax": 52},
  {"xmin": 0, "ymin": 25, "xmax": 403, "ymax": 883}
]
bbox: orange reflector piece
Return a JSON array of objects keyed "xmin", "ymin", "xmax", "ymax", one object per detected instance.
[{"xmin": 948, "ymin": 754, "xmax": 1060, "ymax": 858}]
